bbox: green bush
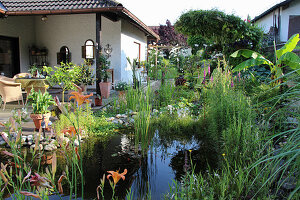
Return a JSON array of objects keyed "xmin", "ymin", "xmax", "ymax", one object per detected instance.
[{"xmin": 54, "ymin": 107, "xmax": 116, "ymax": 137}]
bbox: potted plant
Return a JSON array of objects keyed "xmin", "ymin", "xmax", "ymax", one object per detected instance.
[
  {"xmin": 115, "ymin": 81, "xmax": 129, "ymax": 98},
  {"xmin": 28, "ymin": 88, "xmax": 55, "ymax": 131},
  {"xmin": 43, "ymin": 62, "xmax": 80, "ymax": 103},
  {"xmin": 97, "ymin": 54, "xmax": 111, "ymax": 99},
  {"xmin": 76, "ymin": 60, "xmax": 95, "ymax": 94},
  {"xmin": 94, "ymin": 94, "xmax": 102, "ymax": 106}
]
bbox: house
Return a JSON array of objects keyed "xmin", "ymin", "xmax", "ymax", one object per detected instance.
[
  {"xmin": 252, "ymin": 0, "xmax": 300, "ymax": 44},
  {"xmin": 0, "ymin": 0, "xmax": 159, "ymax": 87}
]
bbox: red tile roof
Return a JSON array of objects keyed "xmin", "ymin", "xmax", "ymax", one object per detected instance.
[
  {"xmin": 0, "ymin": 0, "xmax": 121, "ymax": 11},
  {"xmin": 0, "ymin": 0, "xmax": 159, "ymax": 40}
]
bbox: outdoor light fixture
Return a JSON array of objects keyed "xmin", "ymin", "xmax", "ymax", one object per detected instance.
[
  {"xmin": 104, "ymin": 44, "xmax": 113, "ymax": 57},
  {"xmin": 41, "ymin": 15, "xmax": 48, "ymax": 21}
]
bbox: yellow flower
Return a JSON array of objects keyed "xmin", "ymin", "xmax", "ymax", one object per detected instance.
[
  {"xmin": 188, "ymin": 150, "xmax": 192, "ymax": 153},
  {"xmin": 69, "ymin": 91, "xmax": 93, "ymax": 106},
  {"xmin": 222, "ymin": 153, "xmax": 226, "ymax": 157}
]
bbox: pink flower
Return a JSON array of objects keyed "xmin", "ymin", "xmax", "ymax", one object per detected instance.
[
  {"xmin": 210, "ymin": 76, "xmax": 213, "ymax": 82},
  {"xmin": 208, "ymin": 65, "xmax": 210, "ymax": 76},
  {"xmin": 231, "ymin": 80, "xmax": 234, "ymax": 88}
]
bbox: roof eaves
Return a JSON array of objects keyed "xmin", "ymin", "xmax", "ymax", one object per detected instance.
[
  {"xmin": 121, "ymin": 8, "xmax": 160, "ymax": 40},
  {"xmin": 0, "ymin": 2, "xmax": 7, "ymax": 14},
  {"xmin": 252, "ymin": 0, "xmax": 295, "ymax": 22},
  {"xmin": 4, "ymin": 6, "xmax": 123, "ymax": 16}
]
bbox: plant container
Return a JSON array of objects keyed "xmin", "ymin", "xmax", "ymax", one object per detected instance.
[
  {"xmin": 30, "ymin": 112, "xmax": 51, "ymax": 131},
  {"xmin": 99, "ymin": 82, "xmax": 111, "ymax": 99},
  {"xmin": 94, "ymin": 96, "xmax": 102, "ymax": 106}
]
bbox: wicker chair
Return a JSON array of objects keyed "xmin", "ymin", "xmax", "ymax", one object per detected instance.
[
  {"xmin": 0, "ymin": 76, "xmax": 24, "ymax": 110},
  {"xmin": 13, "ymin": 72, "xmax": 31, "ymax": 79}
]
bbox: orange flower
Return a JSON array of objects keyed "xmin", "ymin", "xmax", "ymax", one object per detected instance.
[
  {"xmin": 69, "ymin": 91, "xmax": 93, "ymax": 106},
  {"xmin": 61, "ymin": 126, "xmax": 81, "ymax": 137},
  {"xmin": 107, "ymin": 169, "xmax": 127, "ymax": 185},
  {"xmin": 75, "ymin": 147, "xmax": 80, "ymax": 160}
]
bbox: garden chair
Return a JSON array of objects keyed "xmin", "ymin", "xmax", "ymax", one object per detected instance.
[
  {"xmin": 13, "ymin": 72, "xmax": 31, "ymax": 79},
  {"xmin": 0, "ymin": 76, "xmax": 24, "ymax": 110}
]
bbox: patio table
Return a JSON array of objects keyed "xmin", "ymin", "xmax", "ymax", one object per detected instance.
[{"xmin": 15, "ymin": 78, "xmax": 49, "ymax": 103}]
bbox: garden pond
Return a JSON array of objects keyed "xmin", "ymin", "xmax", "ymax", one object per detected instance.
[{"xmin": 3, "ymin": 130, "xmax": 218, "ymax": 199}]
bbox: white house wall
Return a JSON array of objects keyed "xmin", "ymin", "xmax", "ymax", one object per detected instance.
[
  {"xmin": 280, "ymin": 0, "xmax": 300, "ymax": 41},
  {"xmin": 101, "ymin": 16, "xmax": 121, "ymax": 82},
  {"xmin": 256, "ymin": 11, "xmax": 276, "ymax": 33},
  {"xmin": 255, "ymin": 0, "xmax": 300, "ymax": 42},
  {"xmin": 121, "ymin": 19, "xmax": 147, "ymax": 83},
  {"xmin": 0, "ymin": 16, "xmax": 35, "ymax": 72},
  {"xmin": 35, "ymin": 14, "xmax": 96, "ymax": 73}
]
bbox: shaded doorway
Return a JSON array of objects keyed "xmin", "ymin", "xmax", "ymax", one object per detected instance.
[{"xmin": 0, "ymin": 36, "xmax": 20, "ymax": 77}]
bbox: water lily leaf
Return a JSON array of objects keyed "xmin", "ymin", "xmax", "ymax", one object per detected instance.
[{"xmin": 276, "ymin": 34, "xmax": 300, "ymax": 58}]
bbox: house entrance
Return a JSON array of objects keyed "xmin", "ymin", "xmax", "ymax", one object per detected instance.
[{"xmin": 0, "ymin": 36, "xmax": 20, "ymax": 77}]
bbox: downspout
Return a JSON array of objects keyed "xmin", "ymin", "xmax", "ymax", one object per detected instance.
[{"xmin": 278, "ymin": 7, "xmax": 281, "ymax": 42}]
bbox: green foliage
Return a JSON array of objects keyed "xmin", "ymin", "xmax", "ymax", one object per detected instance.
[
  {"xmin": 175, "ymin": 9, "xmax": 263, "ymax": 60},
  {"xmin": 231, "ymin": 34, "xmax": 300, "ymax": 77},
  {"xmin": 44, "ymin": 62, "xmax": 80, "ymax": 91},
  {"xmin": 114, "ymin": 81, "xmax": 129, "ymax": 91},
  {"xmin": 27, "ymin": 89, "xmax": 54, "ymax": 114},
  {"xmin": 127, "ymin": 57, "xmax": 139, "ymax": 88},
  {"xmin": 54, "ymin": 106, "xmax": 116, "ymax": 137},
  {"xmin": 44, "ymin": 62, "xmax": 81, "ymax": 102},
  {"xmin": 187, "ymin": 35, "xmax": 208, "ymax": 54},
  {"xmin": 75, "ymin": 60, "xmax": 95, "ymax": 85},
  {"xmin": 97, "ymin": 53, "xmax": 110, "ymax": 82}
]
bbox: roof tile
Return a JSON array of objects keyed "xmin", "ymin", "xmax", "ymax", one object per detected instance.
[{"xmin": 0, "ymin": 0, "xmax": 120, "ymax": 12}]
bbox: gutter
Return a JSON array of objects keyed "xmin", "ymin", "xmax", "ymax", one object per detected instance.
[
  {"xmin": 121, "ymin": 8, "xmax": 160, "ymax": 40},
  {"xmin": 252, "ymin": 0, "xmax": 294, "ymax": 22}
]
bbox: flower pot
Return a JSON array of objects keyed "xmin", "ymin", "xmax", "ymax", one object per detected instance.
[
  {"xmin": 30, "ymin": 112, "xmax": 51, "ymax": 131},
  {"xmin": 99, "ymin": 82, "xmax": 111, "ymax": 99},
  {"xmin": 94, "ymin": 97, "xmax": 102, "ymax": 106}
]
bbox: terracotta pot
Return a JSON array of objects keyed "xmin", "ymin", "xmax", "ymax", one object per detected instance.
[
  {"xmin": 30, "ymin": 112, "xmax": 51, "ymax": 131},
  {"xmin": 94, "ymin": 97, "xmax": 102, "ymax": 106},
  {"xmin": 99, "ymin": 82, "xmax": 111, "ymax": 99}
]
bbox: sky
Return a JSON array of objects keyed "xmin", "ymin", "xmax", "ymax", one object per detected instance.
[{"xmin": 119, "ymin": 0, "xmax": 284, "ymax": 26}]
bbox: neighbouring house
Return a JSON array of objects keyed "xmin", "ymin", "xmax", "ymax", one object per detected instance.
[
  {"xmin": 252, "ymin": 0, "xmax": 300, "ymax": 45},
  {"xmin": 0, "ymin": 0, "xmax": 159, "ymax": 88}
]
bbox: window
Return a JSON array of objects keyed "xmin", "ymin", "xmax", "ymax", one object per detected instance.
[
  {"xmin": 134, "ymin": 42, "xmax": 141, "ymax": 62},
  {"xmin": 57, "ymin": 46, "xmax": 71, "ymax": 64},
  {"xmin": 82, "ymin": 39, "xmax": 95, "ymax": 59}
]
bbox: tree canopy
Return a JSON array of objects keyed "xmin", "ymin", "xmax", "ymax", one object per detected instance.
[
  {"xmin": 152, "ymin": 20, "xmax": 187, "ymax": 47},
  {"xmin": 175, "ymin": 9, "xmax": 263, "ymax": 61}
]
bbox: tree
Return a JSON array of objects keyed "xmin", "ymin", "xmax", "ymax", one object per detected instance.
[
  {"xmin": 175, "ymin": 9, "xmax": 263, "ymax": 63},
  {"xmin": 151, "ymin": 20, "xmax": 188, "ymax": 57}
]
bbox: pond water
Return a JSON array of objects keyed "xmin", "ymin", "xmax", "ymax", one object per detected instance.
[{"xmin": 3, "ymin": 130, "xmax": 218, "ymax": 200}]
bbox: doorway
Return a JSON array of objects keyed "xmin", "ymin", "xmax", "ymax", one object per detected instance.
[{"xmin": 0, "ymin": 36, "xmax": 20, "ymax": 77}]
